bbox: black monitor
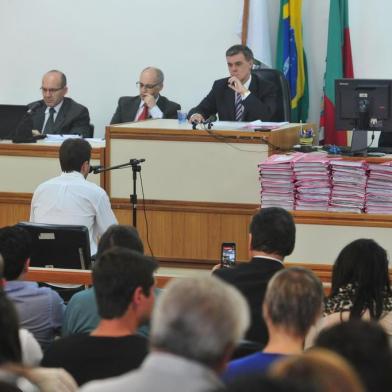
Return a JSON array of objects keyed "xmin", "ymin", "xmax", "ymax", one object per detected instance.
[
  {"xmin": 17, "ymin": 222, "xmax": 91, "ymax": 270},
  {"xmin": 0, "ymin": 104, "xmax": 29, "ymax": 139},
  {"xmin": 335, "ymin": 78, "xmax": 392, "ymax": 154}
]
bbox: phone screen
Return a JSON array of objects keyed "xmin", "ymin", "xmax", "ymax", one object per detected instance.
[{"xmin": 221, "ymin": 242, "xmax": 236, "ymax": 267}]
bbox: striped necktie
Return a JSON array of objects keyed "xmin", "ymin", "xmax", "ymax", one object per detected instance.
[{"xmin": 235, "ymin": 92, "xmax": 244, "ymax": 121}]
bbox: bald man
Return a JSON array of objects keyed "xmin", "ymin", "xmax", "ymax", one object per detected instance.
[
  {"xmin": 28, "ymin": 70, "xmax": 91, "ymax": 137},
  {"xmin": 110, "ymin": 67, "xmax": 180, "ymax": 124}
]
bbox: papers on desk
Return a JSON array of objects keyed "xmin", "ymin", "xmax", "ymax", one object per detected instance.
[
  {"xmin": 210, "ymin": 120, "xmax": 289, "ymax": 131},
  {"xmin": 43, "ymin": 134, "xmax": 81, "ymax": 142},
  {"xmin": 244, "ymin": 120, "xmax": 289, "ymax": 130},
  {"xmin": 366, "ymin": 162, "xmax": 392, "ymax": 214}
]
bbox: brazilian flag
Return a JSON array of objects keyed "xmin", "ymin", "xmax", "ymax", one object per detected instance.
[{"xmin": 276, "ymin": 0, "xmax": 309, "ymax": 123}]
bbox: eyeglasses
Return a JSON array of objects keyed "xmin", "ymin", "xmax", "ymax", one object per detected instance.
[
  {"xmin": 40, "ymin": 87, "xmax": 64, "ymax": 94},
  {"xmin": 136, "ymin": 81, "xmax": 161, "ymax": 90}
]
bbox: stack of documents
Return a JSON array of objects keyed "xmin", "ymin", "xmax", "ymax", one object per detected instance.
[
  {"xmin": 293, "ymin": 153, "xmax": 332, "ymax": 211},
  {"xmin": 366, "ymin": 162, "xmax": 392, "ymax": 214},
  {"xmin": 328, "ymin": 160, "xmax": 368, "ymax": 213},
  {"xmin": 258, "ymin": 153, "xmax": 302, "ymax": 210}
]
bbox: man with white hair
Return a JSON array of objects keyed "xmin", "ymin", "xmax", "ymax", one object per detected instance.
[{"xmin": 81, "ymin": 276, "xmax": 249, "ymax": 392}]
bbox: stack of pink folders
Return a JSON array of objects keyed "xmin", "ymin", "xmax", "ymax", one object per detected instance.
[
  {"xmin": 366, "ymin": 162, "xmax": 392, "ymax": 214},
  {"xmin": 258, "ymin": 153, "xmax": 303, "ymax": 210},
  {"xmin": 328, "ymin": 160, "xmax": 368, "ymax": 213},
  {"xmin": 293, "ymin": 153, "xmax": 332, "ymax": 211}
]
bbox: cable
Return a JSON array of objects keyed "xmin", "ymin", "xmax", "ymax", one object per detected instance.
[{"xmin": 139, "ymin": 171, "xmax": 154, "ymax": 258}]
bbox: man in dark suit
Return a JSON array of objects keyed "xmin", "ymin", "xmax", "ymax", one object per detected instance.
[
  {"xmin": 110, "ymin": 67, "xmax": 180, "ymax": 124},
  {"xmin": 29, "ymin": 70, "xmax": 91, "ymax": 137},
  {"xmin": 188, "ymin": 45, "xmax": 277, "ymax": 124},
  {"xmin": 213, "ymin": 207, "xmax": 296, "ymax": 345}
]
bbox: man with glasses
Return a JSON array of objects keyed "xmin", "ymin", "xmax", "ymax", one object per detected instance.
[
  {"xmin": 110, "ymin": 67, "xmax": 180, "ymax": 124},
  {"xmin": 28, "ymin": 70, "xmax": 91, "ymax": 137}
]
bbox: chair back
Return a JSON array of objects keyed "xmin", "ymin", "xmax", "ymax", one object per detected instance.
[
  {"xmin": 17, "ymin": 222, "xmax": 91, "ymax": 269},
  {"xmin": 253, "ymin": 67, "xmax": 291, "ymax": 122}
]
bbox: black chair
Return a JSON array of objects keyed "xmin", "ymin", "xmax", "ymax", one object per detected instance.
[
  {"xmin": 87, "ymin": 123, "xmax": 94, "ymax": 138},
  {"xmin": 252, "ymin": 67, "xmax": 291, "ymax": 122},
  {"xmin": 17, "ymin": 222, "xmax": 91, "ymax": 270}
]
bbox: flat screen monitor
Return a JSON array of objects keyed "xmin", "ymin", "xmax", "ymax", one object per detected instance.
[
  {"xmin": 0, "ymin": 104, "xmax": 28, "ymax": 139},
  {"xmin": 17, "ymin": 222, "xmax": 91, "ymax": 270},
  {"xmin": 335, "ymin": 79, "xmax": 392, "ymax": 154}
]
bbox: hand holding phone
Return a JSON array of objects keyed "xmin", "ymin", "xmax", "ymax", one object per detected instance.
[{"xmin": 221, "ymin": 242, "xmax": 236, "ymax": 268}]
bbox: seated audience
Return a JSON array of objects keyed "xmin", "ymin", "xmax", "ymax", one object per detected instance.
[
  {"xmin": 110, "ymin": 66, "xmax": 180, "ymax": 123},
  {"xmin": 62, "ymin": 224, "xmax": 160, "ymax": 338},
  {"xmin": 214, "ymin": 207, "xmax": 296, "ymax": 344},
  {"xmin": 269, "ymin": 349, "xmax": 364, "ymax": 392},
  {"xmin": 41, "ymin": 247, "xmax": 157, "ymax": 386},
  {"xmin": 315, "ymin": 320, "xmax": 392, "ymax": 392},
  {"xmin": 223, "ymin": 267, "xmax": 323, "ymax": 383},
  {"xmin": 30, "ymin": 138, "xmax": 117, "ymax": 256},
  {"xmin": 306, "ymin": 238, "xmax": 392, "ymax": 346},
  {"xmin": 81, "ymin": 276, "xmax": 249, "ymax": 392},
  {"xmin": 0, "ymin": 226, "xmax": 65, "ymax": 350},
  {"xmin": 29, "ymin": 69, "xmax": 91, "ymax": 137}
]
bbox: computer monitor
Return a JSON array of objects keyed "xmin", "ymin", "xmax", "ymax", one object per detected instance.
[
  {"xmin": 17, "ymin": 222, "xmax": 91, "ymax": 270},
  {"xmin": 335, "ymin": 79, "xmax": 392, "ymax": 154},
  {"xmin": 0, "ymin": 104, "xmax": 29, "ymax": 139}
]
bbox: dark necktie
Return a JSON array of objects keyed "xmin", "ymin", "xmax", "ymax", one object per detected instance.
[
  {"xmin": 235, "ymin": 92, "xmax": 244, "ymax": 121},
  {"xmin": 137, "ymin": 104, "xmax": 149, "ymax": 121},
  {"xmin": 43, "ymin": 107, "xmax": 56, "ymax": 134}
]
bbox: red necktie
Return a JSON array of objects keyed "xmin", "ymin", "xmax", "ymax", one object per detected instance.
[{"xmin": 137, "ymin": 104, "xmax": 149, "ymax": 121}]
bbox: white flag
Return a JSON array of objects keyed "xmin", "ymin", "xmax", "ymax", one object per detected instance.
[{"xmin": 242, "ymin": 0, "xmax": 272, "ymax": 67}]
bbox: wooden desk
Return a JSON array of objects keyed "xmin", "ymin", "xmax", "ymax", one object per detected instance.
[{"xmin": 0, "ymin": 140, "xmax": 106, "ymax": 226}]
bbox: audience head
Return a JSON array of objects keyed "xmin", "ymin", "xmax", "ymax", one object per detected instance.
[
  {"xmin": 97, "ymin": 224, "xmax": 144, "ymax": 257},
  {"xmin": 0, "ymin": 289, "xmax": 22, "ymax": 364},
  {"xmin": 93, "ymin": 247, "xmax": 157, "ymax": 322},
  {"xmin": 0, "ymin": 226, "xmax": 31, "ymax": 281},
  {"xmin": 330, "ymin": 238, "xmax": 391, "ymax": 319},
  {"xmin": 225, "ymin": 44, "xmax": 254, "ymax": 83},
  {"xmin": 249, "ymin": 207, "xmax": 295, "ymax": 258},
  {"xmin": 264, "ymin": 267, "xmax": 324, "ymax": 338},
  {"xmin": 315, "ymin": 320, "xmax": 392, "ymax": 392},
  {"xmin": 138, "ymin": 67, "xmax": 164, "ymax": 99},
  {"xmin": 269, "ymin": 348, "xmax": 364, "ymax": 392},
  {"xmin": 151, "ymin": 276, "xmax": 249, "ymax": 372},
  {"xmin": 59, "ymin": 138, "xmax": 92, "ymax": 175},
  {"xmin": 41, "ymin": 70, "xmax": 68, "ymax": 108}
]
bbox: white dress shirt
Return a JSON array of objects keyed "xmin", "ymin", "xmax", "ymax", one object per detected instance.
[
  {"xmin": 30, "ymin": 171, "xmax": 117, "ymax": 255},
  {"xmin": 134, "ymin": 96, "xmax": 163, "ymax": 120}
]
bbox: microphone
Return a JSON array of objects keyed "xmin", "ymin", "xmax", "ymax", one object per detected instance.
[
  {"xmin": 202, "ymin": 115, "xmax": 217, "ymax": 125},
  {"xmin": 129, "ymin": 158, "xmax": 146, "ymax": 165},
  {"xmin": 27, "ymin": 101, "xmax": 42, "ymax": 114},
  {"xmin": 89, "ymin": 165, "xmax": 103, "ymax": 174}
]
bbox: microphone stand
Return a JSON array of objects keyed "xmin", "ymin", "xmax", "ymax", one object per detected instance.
[{"xmin": 94, "ymin": 159, "xmax": 145, "ymax": 227}]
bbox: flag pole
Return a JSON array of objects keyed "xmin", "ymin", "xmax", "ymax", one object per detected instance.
[{"xmin": 241, "ymin": 0, "xmax": 250, "ymax": 45}]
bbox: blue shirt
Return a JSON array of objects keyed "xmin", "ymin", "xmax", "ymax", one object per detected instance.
[
  {"xmin": 222, "ymin": 352, "xmax": 285, "ymax": 383},
  {"xmin": 5, "ymin": 281, "xmax": 65, "ymax": 350}
]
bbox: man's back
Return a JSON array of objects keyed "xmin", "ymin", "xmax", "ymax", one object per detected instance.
[
  {"xmin": 41, "ymin": 333, "xmax": 148, "ymax": 386},
  {"xmin": 30, "ymin": 171, "xmax": 117, "ymax": 254},
  {"xmin": 5, "ymin": 281, "xmax": 65, "ymax": 351},
  {"xmin": 214, "ymin": 257, "xmax": 283, "ymax": 344}
]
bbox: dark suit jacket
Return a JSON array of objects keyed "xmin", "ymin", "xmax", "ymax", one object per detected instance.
[
  {"xmin": 29, "ymin": 97, "xmax": 91, "ymax": 138},
  {"xmin": 214, "ymin": 257, "xmax": 283, "ymax": 344},
  {"xmin": 110, "ymin": 95, "xmax": 181, "ymax": 124},
  {"xmin": 188, "ymin": 73, "xmax": 277, "ymax": 122}
]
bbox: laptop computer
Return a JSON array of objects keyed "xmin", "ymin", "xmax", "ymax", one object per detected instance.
[{"xmin": 0, "ymin": 104, "xmax": 29, "ymax": 140}]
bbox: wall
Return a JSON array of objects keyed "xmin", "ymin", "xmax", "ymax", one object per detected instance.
[{"xmin": 1, "ymin": 0, "xmax": 392, "ymax": 138}]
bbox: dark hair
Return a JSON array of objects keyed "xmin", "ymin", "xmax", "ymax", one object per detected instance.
[
  {"xmin": 226, "ymin": 44, "xmax": 254, "ymax": 61},
  {"xmin": 0, "ymin": 226, "xmax": 31, "ymax": 280},
  {"xmin": 330, "ymin": 238, "xmax": 391, "ymax": 319},
  {"xmin": 47, "ymin": 69, "xmax": 67, "ymax": 88},
  {"xmin": 250, "ymin": 207, "xmax": 295, "ymax": 257},
  {"xmin": 0, "ymin": 289, "xmax": 22, "ymax": 363},
  {"xmin": 93, "ymin": 247, "xmax": 157, "ymax": 319},
  {"xmin": 316, "ymin": 320, "xmax": 392, "ymax": 392},
  {"xmin": 59, "ymin": 138, "xmax": 92, "ymax": 172},
  {"xmin": 97, "ymin": 225, "xmax": 144, "ymax": 257},
  {"xmin": 265, "ymin": 267, "xmax": 324, "ymax": 337}
]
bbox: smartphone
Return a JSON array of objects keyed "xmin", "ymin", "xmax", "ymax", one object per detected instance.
[{"xmin": 221, "ymin": 242, "xmax": 236, "ymax": 268}]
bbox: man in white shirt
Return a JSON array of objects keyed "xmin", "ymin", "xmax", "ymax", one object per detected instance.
[
  {"xmin": 110, "ymin": 67, "xmax": 180, "ymax": 124},
  {"xmin": 30, "ymin": 138, "xmax": 117, "ymax": 255}
]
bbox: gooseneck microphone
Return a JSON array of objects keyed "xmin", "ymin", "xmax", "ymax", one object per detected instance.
[{"xmin": 89, "ymin": 165, "xmax": 103, "ymax": 174}]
